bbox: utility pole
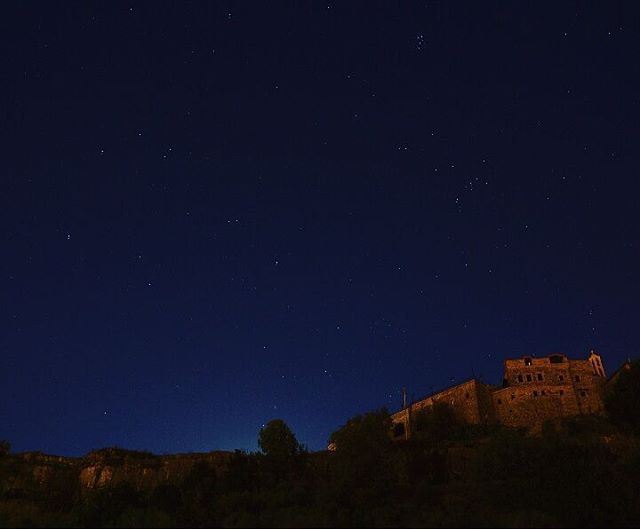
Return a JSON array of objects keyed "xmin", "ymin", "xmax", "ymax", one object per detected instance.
[{"xmin": 402, "ymin": 387, "xmax": 411, "ymax": 441}]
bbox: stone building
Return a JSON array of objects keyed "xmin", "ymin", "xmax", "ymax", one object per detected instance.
[{"xmin": 391, "ymin": 349, "xmax": 609, "ymax": 438}]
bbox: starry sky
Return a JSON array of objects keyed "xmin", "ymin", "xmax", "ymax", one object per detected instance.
[{"xmin": 2, "ymin": 2, "xmax": 639, "ymax": 456}]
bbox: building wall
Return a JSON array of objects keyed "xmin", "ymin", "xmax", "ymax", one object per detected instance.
[
  {"xmin": 391, "ymin": 379, "xmax": 495, "ymax": 438},
  {"xmin": 492, "ymin": 386, "xmax": 569, "ymax": 429},
  {"xmin": 501, "ymin": 353, "xmax": 606, "ymax": 424},
  {"xmin": 392, "ymin": 351, "xmax": 608, "ymax": 437}
]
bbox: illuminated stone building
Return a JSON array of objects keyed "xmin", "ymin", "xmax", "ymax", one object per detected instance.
[{"xmin": 391, "ymin": 349, "xmax": 609, "ymax": 438}]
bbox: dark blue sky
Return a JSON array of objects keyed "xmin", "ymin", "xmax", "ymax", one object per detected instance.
[{"xmin": 2, "ymin": 2, "xmax": 639, "ymax": 455}]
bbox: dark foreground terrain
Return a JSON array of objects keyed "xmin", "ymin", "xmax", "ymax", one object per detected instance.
[{"xmin": 1, "ymin": 362, "xmax": 640, "ymax": 528}]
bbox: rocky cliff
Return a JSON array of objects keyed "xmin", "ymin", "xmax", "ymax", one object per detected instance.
[{"xmin": 1, "ymin": 448, "xmax": 233, "ymax": 497}]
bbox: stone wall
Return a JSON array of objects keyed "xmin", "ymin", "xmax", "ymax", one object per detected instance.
[
  {"xmin": 393, "ymin": 352, "xmax": 609, "ymax": 437},
  {"xmin": 501, "ymin": 354, "xmax": 606, "ymax": 424},
  {"xmin": 492, "ymin": 387, "xmax": 567, "ymax": 429},
  {"xmin": 391, "ymin": 379, "xmax": 495, "ymax": 437}
]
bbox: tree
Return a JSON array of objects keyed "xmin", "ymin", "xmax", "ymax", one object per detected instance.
[
  {"xmin": 179, "ymin": 462, "xmax": 218, "ymax": 526},
  {"xmin": 0, "ymin": 440, "xmax": 10, "ymax": 457},
  {"xmin": 410, "ymin": 402, "xmax": 466, "ymax": 442},
  {"xmin": 73, "ymin": 483, "xmax": 142, "ymax": 527},
  {"xmin": 326, "ymin": 409, "xmax": 399, "ymax": 525},
  {"xmin": 328, "ymin": 409, "xmax": 394, "ymax": 484},
  {"xmin": 258, "ymin": 419, "xmax": 302, "ymax": 461},
  {"xmin": 150, "ymin": 483, "xmax": 183, "ymax": 517},
  {"xmin": 605, "ymin": 360, "xmax": 640, "ymax": 433},
  {"xmin": 329, "ymin": 409, "xmax": 392, "ymax": 457}
]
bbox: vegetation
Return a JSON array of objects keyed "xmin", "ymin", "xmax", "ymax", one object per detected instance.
[
  {"xmin": 604, "ymin": 360, "xmax": 640, "ymax": 434},
  {"xmin": 258, "ymin": 419, "xmax": 303, "ymax": 461},
  {"xmin": 2, "ymin": 370, "xmax": 640, "ymax": 527}
]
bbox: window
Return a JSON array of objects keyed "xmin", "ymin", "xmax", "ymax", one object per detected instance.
[
  {"xmin": 559, "ymin": 390, "xmax": 564, "ymax": 395},
  {"xmin": 580, "ymin": 390, "xmax": 586, "ymax": 397},
  {"xmin": 517, "ymin": 374, "xmax": 523, "ymax": 383},
  {"xmin": 542, "ymin": 390, "xmax": 546, "ymax": 396},
  {"xmin": 524, "ymin": 357, "xmax": 532, "ymax": 366},
  {"xmin": 465, "ymin": 392, "xmax": 470, "ymax": 399},
  {"xmin": 559, "ymin": 374, "xmax": 564, "ymax": 382},
  {"xmin": 575, "ymin": 375, "xmax": 581, "ymax": 382},
  {"xmin": 497, "ymin": 399, "xmax": 502, "ymax": 405},
  {"xmin": 537, "ymin": 373, "xmax": 543, "ymax": 381},
  {"xmin": 511, "ymin": 394, "xmax": 516, "ymax": 400},
  {"xmin": 526, "ymin": 374, "xmax": 532, "ymax": 382},
  {"xmin": 533, "ymin": 391, "xmax": 538, "ymax": 397}
]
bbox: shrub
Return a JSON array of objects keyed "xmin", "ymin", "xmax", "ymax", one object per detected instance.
[{"xmin": 605, "ymin": 360, "xmax": 640, "ymax": 434}]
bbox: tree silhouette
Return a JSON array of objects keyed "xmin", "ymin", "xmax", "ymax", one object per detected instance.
[
  {"xmin": 258, "ymin": 419, "xmax": 302, "ymax": 461},
  {"xmin": 605, "ymin": 360, "xmax": 640, "ymax": 433},
  {"xmin": 411, "ymin": 402, "xmax": 466, "ymax": 442}
]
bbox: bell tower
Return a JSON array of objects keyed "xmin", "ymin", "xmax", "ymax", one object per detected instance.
[{"xmin": 588, "ymin": 349, "xmax": 605, "ymax": 378}]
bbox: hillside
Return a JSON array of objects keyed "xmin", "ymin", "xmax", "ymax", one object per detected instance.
[
  {"xmin": 1, "ymin": 420, "xmax": 640, "ymax": 528},
  {"xmin": 1, "ymin": 361, "xmax": 639, "ymax": 527}
]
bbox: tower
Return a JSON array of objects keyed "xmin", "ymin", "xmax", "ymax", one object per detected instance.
[{"xmin": 588, "ymin": 349, "xmax": 606, "ymax": 378}]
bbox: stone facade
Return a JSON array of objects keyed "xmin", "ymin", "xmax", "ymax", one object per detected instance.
[
  {"xmin": 392, "ymin": 350, "xmax": 609, "ymax": 435},
  {"xmin": 391, "ymin": 379, "xmax": 495, "ymax": 439}
]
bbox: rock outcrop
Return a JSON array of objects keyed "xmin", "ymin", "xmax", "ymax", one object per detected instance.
[{"xmin": 1, "ymin": 448, "xmax": 233, "ymax": 497}]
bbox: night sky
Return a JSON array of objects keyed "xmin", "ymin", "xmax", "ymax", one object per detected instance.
[{"xmin": 2, "ymin": 2, "xmax": 639, "ymax": 456}]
